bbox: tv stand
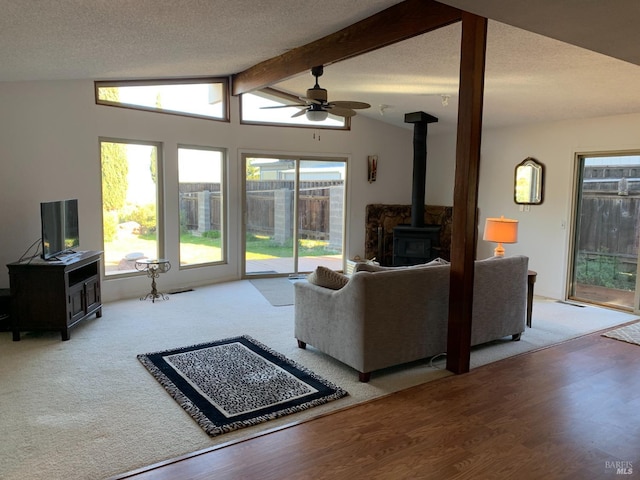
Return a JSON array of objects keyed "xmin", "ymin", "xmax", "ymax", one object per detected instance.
[{"xmin": 7, "ymin": 251, "xmax": 102, "ymax": 341}]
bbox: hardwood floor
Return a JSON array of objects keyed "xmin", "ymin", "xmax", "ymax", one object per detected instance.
[{"xmin": 115, "ymin": 326, "xmax": 640, "ymax": 480}]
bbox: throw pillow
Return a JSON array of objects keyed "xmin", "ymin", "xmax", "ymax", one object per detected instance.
[
  {"xmin": 428, "ymin": 257, "xmax": 450, "ymax": 266},
  {"xmin": 307, "ymin": 266, "xmax": 349, "ymax": 290},
  {"xmin": 355, "ymin": 257, "xmax": 450, "ymax": 272},
  {"xmin": 407, "ymin": 257, "xmax": 450, "ymax": 268},
  {"xmin": 354, "ymin": 263, "xmax": 393, "ymax": 272}
]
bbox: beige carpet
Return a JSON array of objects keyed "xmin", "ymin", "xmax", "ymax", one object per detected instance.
[
  {"xmin": 0, "ymin": 284, "xmax": 637, "ymax": 480},
  {"xmin": 602, "ymin": 320, "xmax": 640, "ymax": 346}
]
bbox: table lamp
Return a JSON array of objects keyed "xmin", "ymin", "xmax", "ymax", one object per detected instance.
[{"xmin": 483, "ymin": 216, "xmax": 518, "ymax": 257}]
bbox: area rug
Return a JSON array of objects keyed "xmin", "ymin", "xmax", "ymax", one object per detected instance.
[
  {"xmin": 601, "ymin": 321, "xmax": 640, "ymax": 346},
  {"xmin": 249, "ymin": 277, "xmax": 294, "ymax": 306},
  {"xmin": 137, "ymin": 335, "xmax": 347, "ymax": 436}
]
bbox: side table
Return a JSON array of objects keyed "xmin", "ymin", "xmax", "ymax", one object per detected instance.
[
  {"xmin": 527, "ymin": 270, "xmax": 537, "ymax": 328},
  {"xmin": 135, "ymin": 259, "xmax": 171, "ymax": 302}
]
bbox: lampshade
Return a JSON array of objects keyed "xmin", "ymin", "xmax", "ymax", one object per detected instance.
[
  {"xmin": 306, "ymin": 109, "xmax": 328, "ymax": 121},
  {"xmin": 483, "ymin": 216, "xmax": 518, "ymax": 257}
]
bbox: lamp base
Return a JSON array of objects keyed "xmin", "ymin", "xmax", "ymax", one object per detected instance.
[{"xmin": 493, "ymin": 243, "xmax": 505, "ymax": 257}]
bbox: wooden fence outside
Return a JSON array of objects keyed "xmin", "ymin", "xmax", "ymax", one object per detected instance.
[
  {"xmin": 578, "ymin": 193, "xmax": 640, "ymax": 256},
  {"xmin": 246, "ymin": 190, "xmax": 274, "ymax": 236},
  {"xmin": 575, "ymin": 165, "xmax": 640, "ymax": 288},
  {"xmin": 179, "ymin": 180, "xmax": 341, "ymax": 239},
  {"xmin": 298, "ymin": 192, "xmax": 330, "ymax": 239},
  {"xmin": 180, "ymin": 193, "xmax": 222, "ymax": 231}
]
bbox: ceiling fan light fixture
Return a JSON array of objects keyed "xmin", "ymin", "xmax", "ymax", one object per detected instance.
[{"xmin": 306, "ymin": 109, "xmax": 329, "ymax": 121}]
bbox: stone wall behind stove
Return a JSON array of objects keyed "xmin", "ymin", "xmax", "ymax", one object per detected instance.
[{"xmin": 364, "ymin": 204, "xmax": 453, "ymax": 266}]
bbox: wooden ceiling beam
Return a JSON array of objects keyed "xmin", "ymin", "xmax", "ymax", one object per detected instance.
[{"xmin": 231, "ymin": 0, "xmax": 462, "ymax": 95}]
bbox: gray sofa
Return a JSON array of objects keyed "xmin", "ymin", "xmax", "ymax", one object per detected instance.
[{"xmin": 294, "ymin": 255, "xmax": 529, "ymax": 382}]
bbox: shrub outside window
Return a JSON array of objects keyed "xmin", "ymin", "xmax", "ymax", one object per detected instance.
[{"xmin": 101, "ymin": 139, "xmax": 163, "ymax": 276}]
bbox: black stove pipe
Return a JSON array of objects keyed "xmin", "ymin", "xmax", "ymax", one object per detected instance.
[{"xmin": 404, "ymin": 111, "xmax": 438, "ymax": 228}]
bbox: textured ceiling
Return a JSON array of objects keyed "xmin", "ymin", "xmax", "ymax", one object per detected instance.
[
  {"xmin": 0, "ymin": 0, "xmax": 400, "ymax": 82},
  {"xmin": 440, "ymin": 0, "xmax": 640, "ymax": 66},
  {"xmin": 275, "ymin": 19, "xmax": 640, "ymax": 133},
  {"xmin": 1, "ymin": 0, "xmax": 639, "ymax": 133}
]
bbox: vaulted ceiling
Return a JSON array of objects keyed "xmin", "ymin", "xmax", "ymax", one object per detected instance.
[{"xmin": 2, "ymin": 0, "xmax": 639, "ymax": 133}]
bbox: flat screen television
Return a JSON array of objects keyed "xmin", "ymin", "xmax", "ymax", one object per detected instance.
[{"xmin": 40, "ymin": 199, "xmax": 80, "ymax": 260}]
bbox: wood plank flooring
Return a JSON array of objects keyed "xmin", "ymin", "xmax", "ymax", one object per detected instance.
[{"xmin": 115, "ymin": 326, "xmax": 640, "ymax": 480}]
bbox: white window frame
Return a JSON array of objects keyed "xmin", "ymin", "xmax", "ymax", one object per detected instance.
[
  {"xmin": 177, "ymin": 144, "xmax": 228, "ymax": 269},
  {"xmin": 100, "ymin": 137, "xmax": 164, "ymax": 277},
  {"xmin": 95, "ymin": 77, "xmax": 230, "ymax": 122}
]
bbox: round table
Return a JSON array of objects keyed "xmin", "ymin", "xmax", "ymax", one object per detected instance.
[{"xmin": 135, "ymin": 259, "xmax": 171, "ymax": 302}]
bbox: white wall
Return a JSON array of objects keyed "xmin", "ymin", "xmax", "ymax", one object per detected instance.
[
  {"xmin": 0, "ymin": 80, "xmax": 414, "ymax": 301},
  {"xmin": 427, "ymin": 113, "xmax": 640, "ymax": 300}
]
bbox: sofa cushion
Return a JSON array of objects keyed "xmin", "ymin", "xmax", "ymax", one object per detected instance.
[{"xmin": 307, "ymin": 266, "xmax": 349, "ymax": 290}]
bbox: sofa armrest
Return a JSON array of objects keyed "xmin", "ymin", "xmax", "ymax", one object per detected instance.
[
  {"xmin": 471, "ymin": 255, "xmax": 528, "ymax": 344},
  {"xmin": 294, "ymin": 278, "xmax": 368, "ymax": 368}
]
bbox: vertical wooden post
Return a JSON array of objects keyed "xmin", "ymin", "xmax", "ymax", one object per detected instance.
[{"xmin": 446, "ymin": 12, "xmax": 488, "ymax": 374}]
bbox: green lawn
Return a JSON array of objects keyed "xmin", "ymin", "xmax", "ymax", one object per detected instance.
[
  {"xmin": 244, "ymin": 234, "xmax": 339, "ymax": 258},
  {"xmin": 104, "ymin": 232, "xmax": 339, "ymax": 271}
]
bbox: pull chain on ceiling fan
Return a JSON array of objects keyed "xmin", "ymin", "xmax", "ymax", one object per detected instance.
[{"xmin": 261, "ymin": 65, "xmax": 371, "ymax": 121}]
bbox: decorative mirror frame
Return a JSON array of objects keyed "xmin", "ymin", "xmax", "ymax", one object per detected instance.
[{"xmin": 514, "ymin": 157, "xmax": 544, "ymax": 205}]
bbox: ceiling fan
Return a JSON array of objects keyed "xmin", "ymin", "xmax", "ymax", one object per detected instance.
[{"xmin": 262, "ymin": 65, "xmax": 371, "ymax": 121}]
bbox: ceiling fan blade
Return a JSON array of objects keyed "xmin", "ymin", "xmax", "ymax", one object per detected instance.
[
  {"xmin": 327, "ymin": 106, "xmax": 357, "ymax": 117},
  {"xmin": 260, "ymin": 104, "xmax": 306, "ymax": 109},
  {"xmin": 298, "ymin": 96, "xmax": 322, "ymax": 105},
  {"xmin": 291, "ymin": 109, "xmax": 308, "ymax": 118},
  {"xmin": 328, "ymin": 100, "xmax": 371, "ymax": 110}
]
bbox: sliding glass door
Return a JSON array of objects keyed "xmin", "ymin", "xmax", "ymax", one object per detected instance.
[
  {"xmin": 569, "ymin": 153, "xmax": 640, "ymax": 311},
  {"xmin": 243, "ymin": 155, "xmax": 346, "ymax": 276}
]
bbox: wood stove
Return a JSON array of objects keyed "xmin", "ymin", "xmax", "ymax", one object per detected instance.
[
  {"xmin": 392, "ymin": 111, "xmax": 441, "ymax": 266},
  {"xmin": 393, "ymin": 225, "xmax": 441, "ymax": 266}
]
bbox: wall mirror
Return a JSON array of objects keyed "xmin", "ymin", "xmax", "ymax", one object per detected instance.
[{"xmin": 514, "ymin": 157, "xmax": 544, "ymax": 204}]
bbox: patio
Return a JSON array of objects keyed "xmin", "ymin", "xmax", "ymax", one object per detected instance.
[{"xmin": 245, "ymin": 255, "xmax": 343, "ymax": 276}]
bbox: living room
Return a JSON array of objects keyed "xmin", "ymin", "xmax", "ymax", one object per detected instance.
[{"xmin": 2, "ymin": 1, "xmax": 640, "ymax": 478}]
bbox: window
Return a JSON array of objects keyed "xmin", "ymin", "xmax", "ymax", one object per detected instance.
[
  {"xmin": 178, "ymin": 146, "xmax": 226, "ymax": 267},
  {"xmin": 240, "ymin": 88, "xmax": 348, "ymax": 129},
  {"xmin": 100, "ymin": 139, "xmax": 163, "ymax": 276},
  {"xmin": 95, "ymin": 78, "xmax": 229, "ymax": 121}
]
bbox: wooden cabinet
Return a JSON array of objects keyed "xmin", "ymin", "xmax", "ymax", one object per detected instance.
[{"xmin": 7, "ymin": 251, "xmax": 102, "ymax": 341}]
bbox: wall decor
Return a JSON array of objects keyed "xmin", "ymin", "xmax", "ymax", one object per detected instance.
[
  {"xmin": 367, "ymin": 155, "xmax": 378, "ymax": 183},
  {"xmin": 515, "ymin": 157, "xmax": 544, "ymax": 204}
]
